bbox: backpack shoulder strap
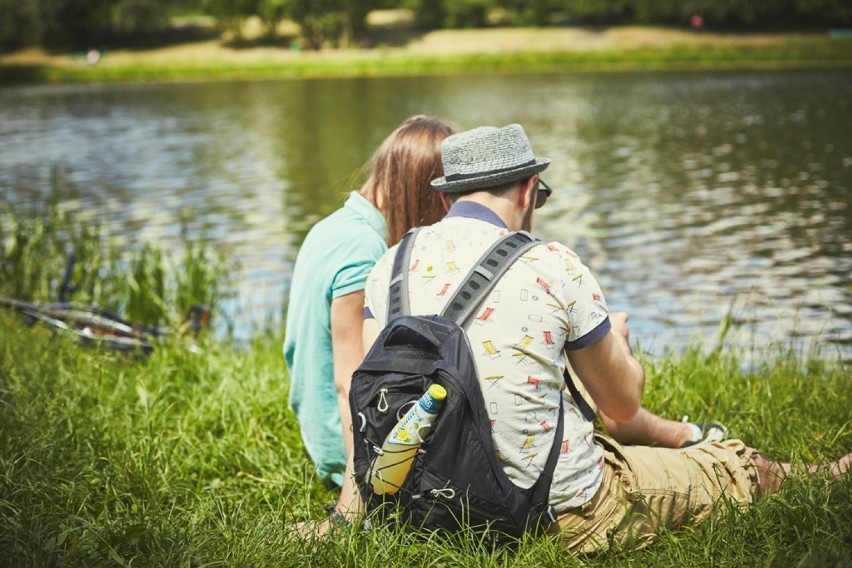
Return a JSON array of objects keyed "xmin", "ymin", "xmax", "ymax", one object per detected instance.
[
  {"xmin": 439, "ymin": 231, "xmax": 569, "ymax": 527},
  {"xmin": 563, "ymin": 366, "xmax": 598, "ymax": 423},
  {"xmin": 386, "ymin": 228, "xmax": 420, "ymax": 322},
  {"xmin": 441, "ymin": 231, "xmax": 539, "ymax": 325},
  {"xmin": 526, "ymin": 393, "xmax": 564, "ymax": 527}
]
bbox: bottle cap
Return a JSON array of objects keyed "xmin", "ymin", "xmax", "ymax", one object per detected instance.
[{"xmin": 428, "ymin": 384, "xmax": 447, "ymax": 401}]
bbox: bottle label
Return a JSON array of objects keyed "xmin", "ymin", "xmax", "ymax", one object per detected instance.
[
  {"xmin": 387, "ymin": 393, "xmax": 441, "ymax": 445},
  {"xmin": 387, "ymin": 407, "xmax": 429, "ymax": 445},
  {"xmin": 418, "ymin": 393, "xmax": 442, "ymax": 414}
]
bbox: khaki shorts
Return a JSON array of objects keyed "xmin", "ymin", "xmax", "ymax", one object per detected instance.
[{"xmin": 548, "ymin": 434, "xmax": 759, "ymax": 553}]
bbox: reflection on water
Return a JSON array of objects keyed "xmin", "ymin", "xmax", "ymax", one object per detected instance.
[
  {"xmin": 1, "ymin": 70, "xmax": 850, "ymax": 361},
  {"xmin": 549, "ymin": 71, "xmax": 852, "ymax": 361}
]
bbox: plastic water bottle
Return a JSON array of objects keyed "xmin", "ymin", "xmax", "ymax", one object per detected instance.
[{"xmin": 371, "ymin": 384, "xmax": 447, "ymax": 495}]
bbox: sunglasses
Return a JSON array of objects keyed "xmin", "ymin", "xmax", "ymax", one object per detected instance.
[{"xmin": 535, "ymin": 178, "xmax": 552, "ymax": 209}]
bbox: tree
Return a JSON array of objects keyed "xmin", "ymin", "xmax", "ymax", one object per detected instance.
[
  {"xmin": 289, "ymin": 0, "xmax": 378, "ymax": 49},
  {"xmin": 557, "ymin": 0, "xmax": 632, "ymax": 24},
  {"xmin": 39, "ymin": 0, "xmax": 116, "ymax": 49},
  {"xmin": 409, "ymin": 0, "xmax": 492, "ymax": 29},
  {"xmin": 23, "ymin": 0, "xmax": 173, "ymax": 50},
  {"xmin": 290, "ymin": 0, "xmax": 340, "ymax": 48},
  {"xmin": 0, "ymin": 0, "xmax": 41, "ymax": 52},
  {"xmin": 202, "ymin": 0, "xmax": 259, "ymax": 40},
  {"xmin": 626, "ymin": 0, "xmax": 847, "ymax": 28},
  {"xmin": 341, "ymin": 0, "xmax": 378, "ymax": 43},
  {"xmin": 795, "ymin": 0, "xmax": 852, "ymax": 25},
  {"xmin": 444, "ymin": 0, "xmax": 491, "ymax": 28},
  {"xmin": 111, "ymin": 0, "xmax": 170, "ymax": 37},
  {"xmin": 408, "ymin": 0, "xmax": 444, "ymax": 29},
  {"xmin": 257, "ymin": 0, "xmax": 291, "ymax": 38},
  {"xmin": 498, "ymin": 0, "xmax": 562, "ymax": 26}
]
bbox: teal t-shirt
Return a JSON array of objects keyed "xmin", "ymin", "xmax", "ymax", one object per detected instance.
[{"xmin": 283, "ymin": 191, "xmax": 387, "ymax": 486}]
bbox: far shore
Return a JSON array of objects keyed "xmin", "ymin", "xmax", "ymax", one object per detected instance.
[{"xmin": 2, "ymin": 24, "xmax": 851, "ymax": 84}]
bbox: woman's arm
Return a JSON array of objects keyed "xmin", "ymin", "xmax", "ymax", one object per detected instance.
[{"xmin": 330, "ymin": 290, "xmax": 367, "ymax": 458}]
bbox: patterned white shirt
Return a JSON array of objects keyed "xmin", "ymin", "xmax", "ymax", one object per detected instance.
[{"xmin": 364, "ymin": 201, "xmax": 610, "ymax": 510}]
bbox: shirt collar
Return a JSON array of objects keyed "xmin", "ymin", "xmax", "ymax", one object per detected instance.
[
  {"xmin": 444, "ymin": 200, "xmax": 508, "ymax": 228},
  {"xmin": 345, "ymin": 191, "xmax": 387, "ymax": 241}
]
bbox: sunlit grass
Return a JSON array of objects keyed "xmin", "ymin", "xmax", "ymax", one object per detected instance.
[
  {"xmin": 0, "ymin": 200, "xmax": 849, "ymax": 566},
  {"xmin": 0, "ymin": 319, "xmax": 849, "ymax": 566}
]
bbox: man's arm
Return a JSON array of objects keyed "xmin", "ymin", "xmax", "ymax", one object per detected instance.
[
  {"xmin": 567, "ymin": 314, "xmax": 644, "ymax": 424},
  {"xmin": 330, "ymin": 290, "xmax": 367, "ymax": 458}
]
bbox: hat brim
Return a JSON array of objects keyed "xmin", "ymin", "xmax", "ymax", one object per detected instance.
[{"xmin": 431, "ymin": 158, "xmax": 551, "ymax": 193}]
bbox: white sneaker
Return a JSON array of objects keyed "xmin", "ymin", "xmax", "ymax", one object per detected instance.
[{"xmin": 681, "ymin": 415, "xmax": 728, "ymax": 447}]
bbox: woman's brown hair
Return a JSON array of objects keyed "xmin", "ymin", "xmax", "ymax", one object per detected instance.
[{"xmin": 361, "ymin": 115, "xmax": 454, "ymax": 245}]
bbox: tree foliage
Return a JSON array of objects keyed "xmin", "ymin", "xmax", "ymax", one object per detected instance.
[
  {"xmin": 409, "ymin": 0, "xmax": 490, "ymax": 29},
  {"xmin": 0, "ymin": 0, "xmax": 174, "ymax": 52},
  {"xmin": 497, "ymin": 0, "xmax": 563, "ymax": 26},
  {"xmin": 1, "ymin": 0, "xmax": 850, "ymax": 55},
  {"xmin": 39, "ymin": 0, "xmax": 115, "ymax": 49},
  {"xmin": 202, "ymin": 0, "xmax": 258, "ymax": 39},
  {"xmin": 257, "ymin": 0, "xmax": 291, "ymax": 37},
  {"xmin": 0, "ymin": 0, "xmax": 41, "ymax": 52},
  {"xmin": 112, "ymin": 0, "xmax": 170, "ymax": 36},
  {"xmin": 288, "ymin": 0, "xmax": 379, "ymax": 48}
]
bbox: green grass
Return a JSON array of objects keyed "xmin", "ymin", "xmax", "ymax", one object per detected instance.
[
  {"xmin": 0, "ymin": 320, "xmax": 849, "ymax": 566},
  {"xmin": 1, "ymin": 200, "xmax": 850, "ymax": 566},
  {"xmin": 2, "ymin": 35, "xmax": 851, "ymax": 84}
]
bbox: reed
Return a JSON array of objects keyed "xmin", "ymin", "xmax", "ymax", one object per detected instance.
[{"xmin": 0, "ymin": 179, "xmax": 227, "ymax": 329}]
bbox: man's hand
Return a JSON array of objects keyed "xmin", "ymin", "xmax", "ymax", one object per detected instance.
[
  {"xmin": 609, "ymin": 311, "xmax": 634, "ymax": 356},
  {"xmin": 292, "ymin": 519, "xmax": 332, "ymax": 539},
  {"xmin": 609, "ymin": 311, "xmax": 629, "ymax": 340}
]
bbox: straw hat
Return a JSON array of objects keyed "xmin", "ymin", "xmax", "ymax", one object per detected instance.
[{"xmin": 430, "ymin": 124, "xmax": 550, "ymax": 193}]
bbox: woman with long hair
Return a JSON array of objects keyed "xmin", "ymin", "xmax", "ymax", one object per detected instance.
[{"xmin": 284, "ymin": 116, "xmax": 455, "ymax": 487}]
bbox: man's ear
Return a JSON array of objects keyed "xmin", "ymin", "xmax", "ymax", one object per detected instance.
[{"xmin": 519, "ymin": 176, "xmax": 538, "ymax": 210}]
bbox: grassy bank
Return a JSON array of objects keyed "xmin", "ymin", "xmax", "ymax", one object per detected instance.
[
  {"xmin": 1, "ymin": 316, "xmax": 850, "ymax": 566},
  {"xmin": 2, "ymin": 30, "xmax": 851, "ymax": 84},
  {"xmin": 1, "ymin": 207, "xmax": 850, "ymax": 566}
]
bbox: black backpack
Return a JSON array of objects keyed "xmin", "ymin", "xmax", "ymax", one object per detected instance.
[{"xmin": 349, "ymin": 228, "xmax": 565, "ymax": 541}]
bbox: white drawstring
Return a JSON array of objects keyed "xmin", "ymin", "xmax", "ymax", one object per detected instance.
[
  {"xmin": 429, "ymin": 488, "xmax": 456, "ymax": 499},
  {"xmin": 377, "ymin": 388, "xmax": 389, "ymax": 413}
]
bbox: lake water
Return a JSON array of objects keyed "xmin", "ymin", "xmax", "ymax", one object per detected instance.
[{"xmin": 1, "ymin": 69, "xmax": 851, "ymax": 362}]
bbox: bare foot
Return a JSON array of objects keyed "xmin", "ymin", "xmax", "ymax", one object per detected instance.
[
  {"xmin": 817, "ymin": 452, "xmax": 852, "ymax": 479},
  {"xmin": 753, "ymin": 451, "xmax": 852, "ymax": 497},
  {"xmin": 753, "ymin": 453, "xmax": 790, "ymax": 496}
]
